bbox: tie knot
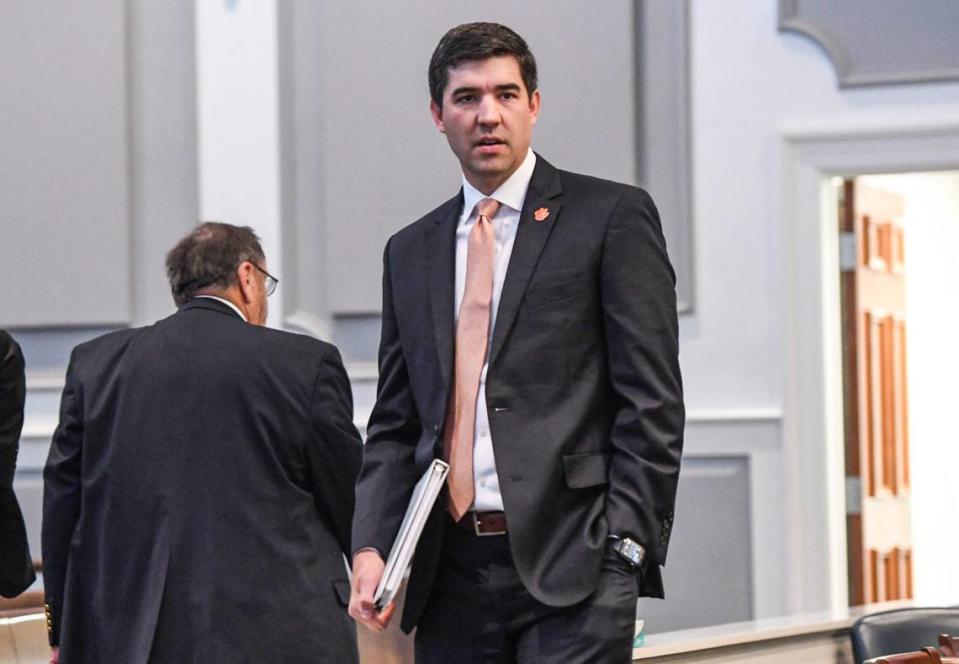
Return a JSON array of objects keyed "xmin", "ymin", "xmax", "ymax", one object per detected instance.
[{"xmin": 475, "ymin": 198, "xmax": 501, "ymax": 221}]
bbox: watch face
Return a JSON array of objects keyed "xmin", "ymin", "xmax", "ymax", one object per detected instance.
[{"xmin": 619, "ymin": 539, "xmax": 644, "ymax": 566}]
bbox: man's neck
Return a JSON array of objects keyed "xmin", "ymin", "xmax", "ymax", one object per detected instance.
[
  {"xmin": 461, "ymin": 149, "xmax": 536, "ymax": 208},
  {"xmin": 194, "ymin": 291, "xmax": 247, "ymax": 322},
  {"xmin": 464, "ymin": 169, "xmax": 517, "ymax": 197}
]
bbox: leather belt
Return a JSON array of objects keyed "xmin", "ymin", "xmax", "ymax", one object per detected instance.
[{"xmin": 455, "ymin": 510, "xmax": 508, "ymax": 536}]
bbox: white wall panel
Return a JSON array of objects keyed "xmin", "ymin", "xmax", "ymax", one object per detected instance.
[
  {"xmin": 195, "ymin": 0, "xmax": 283, "ymax": 327},
  {"xmin": 0, "ymin": 1, "xmax": 131, "ymax": 327}
]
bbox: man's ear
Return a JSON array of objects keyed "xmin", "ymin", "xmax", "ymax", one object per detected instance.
[
  {"xmin": 236, "ymin": 262, "xmax": 256, "ymax": 304},
  {"xmin": 430, "ymin": 99, "xmax": 446, "ymax": 134},
  {"xmin": 528, "ymin": 89, "xmax": 541, "ymax": 126}
]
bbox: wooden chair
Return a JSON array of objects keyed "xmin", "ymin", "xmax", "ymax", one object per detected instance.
[
  {"xmin": 865, "ymin": 647, "xmax": 943, "ymax": 664},
  {"xmin": 940, "ymin": 634, "xmax": 959, "ymax": 657}
]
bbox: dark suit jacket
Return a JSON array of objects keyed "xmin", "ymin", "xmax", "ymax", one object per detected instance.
[
  {"xmin": 42, "ymin": 298, "xmax": 363, "ymax": 663},
  {"xmin": 0, "ymin": 329, "xmax": 36, "ymax": 598},
  {"xmin": 353, "ymin": 155, "xmax": 685, "ymax": 633}
]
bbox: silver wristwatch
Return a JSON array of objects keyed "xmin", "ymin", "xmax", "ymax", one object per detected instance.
[{"xmin": 610, "ymin": 535, "xmax": 646, "ymax": 568}]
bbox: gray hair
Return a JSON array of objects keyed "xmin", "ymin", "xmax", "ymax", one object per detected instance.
[{"xmin": 165, "ymin": 222, "xmax": 265, "ymax": 306}]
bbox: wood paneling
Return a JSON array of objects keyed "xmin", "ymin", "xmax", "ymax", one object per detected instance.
[
  {"xmin": 894, "ymin": 319, "xmax": 910, "ymax": 490},
  {"xmin": 869, "ymin": 549, "xmax": 879, "ymax": 603},
  {"xmin": 864, "ymin": 310, "xmax": 877, "ymax": 496},
  {"xmin": 904, "ymin": 549, "xmax": 913, "ymax": 600},
  {"xmin": 847, "ymin": 515, "xmax": 864, "ymax": 606},
  {"xmin": 844, "ymin": 180, "xmax": 912, "ymax": 607},
  {"xmin": 884, "ymin": 549, "xmax": 900, "ymax": 600},
  {"xmin": 881, "ymin": 315, "xmax": 897, "ymax": 494}
]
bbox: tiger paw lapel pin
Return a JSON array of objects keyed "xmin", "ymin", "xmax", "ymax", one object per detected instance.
[{"xmin": 534, "ymin": 207, "xmax": 550, "ymax": 222}]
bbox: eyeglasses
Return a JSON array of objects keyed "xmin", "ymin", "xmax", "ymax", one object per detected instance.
[{"xmin": 251, "ymin": 263, "xmax": 279, "ymax": 297}]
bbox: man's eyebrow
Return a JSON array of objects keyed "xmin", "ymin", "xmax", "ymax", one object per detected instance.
[
  {"xmin": 450, "ymin": 86, "xmax": 480, "ymax": 97},
  {"xmin": 449, "ymin": 83, "xmax": 523, "ymax": 97}
]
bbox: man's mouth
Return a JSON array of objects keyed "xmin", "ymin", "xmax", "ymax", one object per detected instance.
[{"xmin": 475, "ymin": 138, "xmax": 507, "ymax": 153}]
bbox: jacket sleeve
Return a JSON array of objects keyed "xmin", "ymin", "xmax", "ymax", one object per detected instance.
[
  {"xmin": 0, "ymin": 332, "xmax": 27, "ymax": 488},
  {"xmin": 305, "ymin": 345, "xmax": 364, "ymax": 557},
  {"xmin": 0, "ymin": 332, "xmax": 36, "ymax": 598},
  {"xmin": 600, "ymin": 188, "xmax": 685, "ymax": 566},
  {"xmin": 42, "ymin": 350, "xmax": 85, "ymax": 646},
  {"xmin": 351, "ymin": 238, "xmax": 424, "ymax": 559}
]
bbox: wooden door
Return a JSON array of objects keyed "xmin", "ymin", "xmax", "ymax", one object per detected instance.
[{"xmin": 840, "ymin": 179, "xmax": 913, "ymax": 606}]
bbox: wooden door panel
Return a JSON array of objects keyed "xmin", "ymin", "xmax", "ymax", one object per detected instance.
[
  {"xmin": 881, "ymin": 315, "xmax": 897, "ymax": 494},
  {"xmin": 893, "ymin": 318, "xmax": 910, "ymax": 490},
  {"xmin": 864, "ymin": 216, "xmax": 889, "ymax": 271},
  {"xmin": 842, "ymin": 179, "xmax": 913, "ymax": 606}
]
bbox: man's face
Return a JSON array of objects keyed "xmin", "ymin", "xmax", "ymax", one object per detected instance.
[{"xmin": 430, "ymin": 55, "xmax": 540, "ymax": 194}]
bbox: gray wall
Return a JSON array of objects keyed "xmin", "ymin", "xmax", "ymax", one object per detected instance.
[
  {"xmin": 0, "ymin": 1, "xmax": 198, "ymax": 330},
  {"xmin": 0, "ymin": 1, "xmax": 131, "ymax": 327}
]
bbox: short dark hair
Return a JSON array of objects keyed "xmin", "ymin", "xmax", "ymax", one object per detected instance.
[
  {"xmin": 165, "ymin": 222, "xmax": 265, "ymax": 306},
  {"xmin": 428, "ymin": 22, "xmax": 537, "ymax": 107}
]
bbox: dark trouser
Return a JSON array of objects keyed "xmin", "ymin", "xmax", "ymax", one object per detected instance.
[{"xmin": 414, "ymin": 519, "xmax": 638, "ymax": 664}]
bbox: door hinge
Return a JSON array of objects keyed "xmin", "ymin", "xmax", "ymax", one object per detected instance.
[
  {"xmin": 846, "ymin": 476, "xmax": 862, "ymax": 515},
  {"xmin": 839, "ymin": 232, "xmax": 857, "ymax": 272}
]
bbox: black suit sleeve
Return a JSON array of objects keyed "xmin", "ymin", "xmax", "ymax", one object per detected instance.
[
  {"xmin": 351, "ymin": 238, "xmax": 423, "ymax": 558},
  {"xmin": 306, "ymin": 346, "xmax": 364, "ymax": 558},
  {"xmin": 0, "ymin": 332, "xmax": 26, "ymax": 489},
  {"xmin": 600, "ymin": 189, "xmax": 685, "ymax": 566},
  {"xmin": 42, "ymin": 350, "xmax": 85, "ymax": 646},
  {"xmin": 0, "ymin": 332, "xmax": 35, "ymax": 599}
]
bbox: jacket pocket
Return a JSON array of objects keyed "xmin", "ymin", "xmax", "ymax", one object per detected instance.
[
  {"xmin": 563, "ymin": 452, "xmax": 611, "ymax": 489},
  {"xmin": 524, "ymin": 275, "xmax": 589, "ymax": 310}
]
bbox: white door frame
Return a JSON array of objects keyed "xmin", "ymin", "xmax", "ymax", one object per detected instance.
[{"xmin": 779, "ymin": 121, "xmax": 959, "ymax": 614}]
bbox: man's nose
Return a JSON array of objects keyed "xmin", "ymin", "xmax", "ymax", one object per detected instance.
[{"xmin": 477, "ymin": 95, "xmax": 501, "ymax": 126}]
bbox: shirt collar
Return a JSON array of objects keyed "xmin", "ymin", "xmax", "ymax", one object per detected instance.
[
  {"xmin": 461, "ymin": 148, "xmax": 537, "ymax": 221},
  {"xmin": 195, "ymin": 295, "xmax": 247, "ymax": 322}
]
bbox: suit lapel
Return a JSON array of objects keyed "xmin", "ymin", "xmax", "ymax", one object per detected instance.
[
  {"xmin": 425, "ymin": 192, "xmax": 463, "ymax": 392},
  {"xmin": 488, "ymin": 156, "xmax": 564, "ymax": 366}
]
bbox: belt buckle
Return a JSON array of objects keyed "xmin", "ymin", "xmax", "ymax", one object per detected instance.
[{"xmin": 472, "ymin": 512, "xmax": 506, "ymax": 537}]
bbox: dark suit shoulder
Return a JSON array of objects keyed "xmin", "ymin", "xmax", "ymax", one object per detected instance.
[
  {"xmin": 0, "ymin": 330, "xmax": 14, "ymax": 356},
  {"xmin": 0, "ymin": 330, "xmax": 21, "ymax": 371},
  {"xmin": 71, "ymin": 327, "xmax": 147, "ymax": 364},
  {"xmin": 247, "ymin": 325, "xmax": 338, "ymax": 362}
]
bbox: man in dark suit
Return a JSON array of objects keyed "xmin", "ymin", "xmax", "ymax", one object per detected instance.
[
  {"xmin": 349, "ymin": 23, "xmax": 685, "ymax": 663},
  {"xmin": 42, "ymin": 222, "xmax": 363, "ymax": 663},
  {"xmin": 0, "ymin": 329, "xmax": 36, "ymax": 599}
]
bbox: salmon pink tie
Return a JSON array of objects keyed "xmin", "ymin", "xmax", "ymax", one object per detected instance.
[{"xmin": 444, "ymin": 197, "xmax": 500, "ymax": 521}]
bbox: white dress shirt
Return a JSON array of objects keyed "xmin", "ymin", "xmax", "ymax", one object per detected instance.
[
  {"xmin": 195, "ymin": 295, "xmax": 247, "ymax": 322},
  {"xmin": 455, "ymin": 148, "xmax": 536, "ymax": 512}
]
